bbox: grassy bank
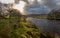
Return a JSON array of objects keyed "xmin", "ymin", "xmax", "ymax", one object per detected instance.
[{"xmin": 0, "ymin": 9, "xmax": 59, "ymax": 38}]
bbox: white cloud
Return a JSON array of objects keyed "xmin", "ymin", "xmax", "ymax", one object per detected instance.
[
  {"xmin": 13, "ymin": 1, "xmax": 27, "ymax": 15},
  {"xmin": 56, "ymin": 0, "xmax": 60, "ymax": 5},
  {"xmin": 0, "ymin": 0, "xmax": 14, "ymax": 4}
]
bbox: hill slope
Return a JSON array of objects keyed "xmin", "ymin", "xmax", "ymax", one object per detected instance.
[{"xmin": 0, "ymin": 9, "xmax": 58, "ymax": 38}]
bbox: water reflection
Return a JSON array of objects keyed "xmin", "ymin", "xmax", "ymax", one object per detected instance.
[{"xmin": 26, "ymin": 17, "xmax": 60, "ymax": 35}]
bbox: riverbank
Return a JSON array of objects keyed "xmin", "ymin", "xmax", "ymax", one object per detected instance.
[
  {"xmin": 0, "ymin": 9, "xmax": 59, "ymax": 38},
  {"xmin": 26, "ymin": 17, "xmax": 60, "ymax": 38},
  {"xmin": 0, "ymin": 14, "xmax": 58, "ymax": 38}
]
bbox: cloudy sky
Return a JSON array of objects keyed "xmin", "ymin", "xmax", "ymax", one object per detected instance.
[
  {"xmin": 0, "ymin": 0, "xmax": 14, "ymax": 4},
  {"xmin": 0, "ymin": 0, "xmax": 60, "ymax": 8},
  {"xmin": 27, "ymin": 0, "xmax": 60, "ymax": 14},
  {"xmin": 0, "ymin": 0, "xmax": 60, "ymax": 15}
]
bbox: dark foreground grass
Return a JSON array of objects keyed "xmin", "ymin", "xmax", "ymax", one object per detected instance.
[{"xmin": 0, "ymin": 15, "xmax": 40, "ymax": 38}]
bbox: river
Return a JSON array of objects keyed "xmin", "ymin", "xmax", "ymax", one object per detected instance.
[{"xmin": 26, "ymin": 17, "xmax": 60, "ymax": 35}]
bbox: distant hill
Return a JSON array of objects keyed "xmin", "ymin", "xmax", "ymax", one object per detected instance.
[
  {"xmin": 47, "ymin": 8, "xmax": 60, "ymax": 20},
  {"xmin": 26, "ymin": 14, "xmax": 47, "ymax": 15}
]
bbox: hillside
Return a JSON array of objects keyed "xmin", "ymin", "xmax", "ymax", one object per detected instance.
[
  {"xmin": 0, "ymin": 9, "xmax": 58, "ymax": 38},
  {"xmin": 47, "ymin": 8, "xmax": 60, "ymax": 20}
]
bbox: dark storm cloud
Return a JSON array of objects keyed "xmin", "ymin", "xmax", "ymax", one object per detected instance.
[
  {"xmin": 41, "ymin": 0, "xmax": 56, "ymax": 9},
  {"xmin": 14, "ymin": 0, "xmax": 20, "ymax": 4}
]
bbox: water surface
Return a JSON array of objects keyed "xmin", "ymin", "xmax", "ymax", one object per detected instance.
[{"xmin": 26, "ymin": 17, "xmax": 60, "ymax": 35}]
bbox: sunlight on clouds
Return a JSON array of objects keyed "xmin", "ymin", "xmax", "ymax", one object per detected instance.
[
  {"xmin": 28, "ymin": 0, "xmax": 42, "ymax": 4},
  {"xmin": 0, "ymin": 0, "xmax": 14, "ymax": 4},
  {"xmin": 0, "ymin": 0, "xmax": 27, "ymax": 15},
  {"xmin": 13, "ymin": 1, "xmax": 27, "ymax": 15},
  {"xmin": 0, "ymin": 0, "xmax": 59, "ymax": 15},
  {"xmin": 37, "ymin": 0, "xmax": 41, "ymax": 2},
  {"xmin": 37, "ymin": 0, "xmax": 42, "ymax": 4},
  {"xmin": 56, "ymin": 0, "xmax": 60, "ymax": 5},
  {"xmin": 28, "ymin": 0, "xmax": 35, "ymax": 2},
  {"xmin": 28, "ymin": 0, "xmax": 35, "ymax": 4}
]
